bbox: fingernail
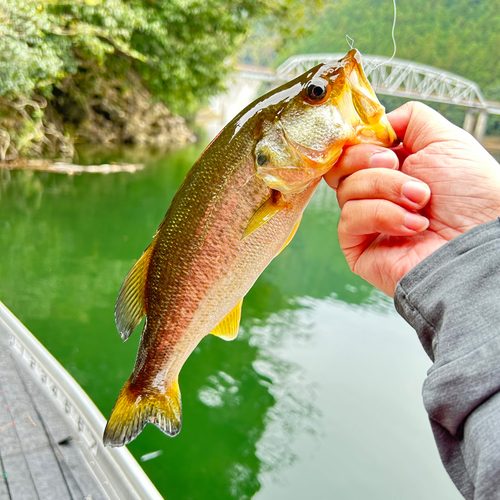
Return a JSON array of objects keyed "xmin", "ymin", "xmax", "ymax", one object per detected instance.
[
  {"xmin": 370, "ymin": 151, "xmax": 398, "ymax": 169},
  {"xmin": 404, "ymin": 213, "xmax": 429, "ymax": 232},
  {"xmin": 403, "ymin": 181, "xmax": 430, "ymax": 205}
]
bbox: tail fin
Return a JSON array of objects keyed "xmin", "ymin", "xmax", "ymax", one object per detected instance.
[{"xmin": 103, "ymin": 378, "xmax": 182, "ymax": 447}]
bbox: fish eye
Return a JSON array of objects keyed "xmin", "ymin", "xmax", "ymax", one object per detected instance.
[
  {"xmin": 306, "ymin": 81, "xmax": 328, "ymax": 102},
  {"xmin": 256, "ymin": 152, "xmax": 269, "ymax": 166}
]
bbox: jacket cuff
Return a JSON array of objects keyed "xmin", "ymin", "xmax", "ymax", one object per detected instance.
[{"xmin": 394, "ymin": 218, "xmax": 500, "ymax": 437}]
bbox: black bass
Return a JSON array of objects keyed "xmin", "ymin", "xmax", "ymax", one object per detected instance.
[{"xmin": 104, "ymin": 49, "xmax": 397, "ymax": 446}]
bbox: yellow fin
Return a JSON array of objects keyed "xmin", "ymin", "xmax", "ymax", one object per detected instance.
[
  {"xmin": 210, "ymin": 299, "xmax": 243, "ymax": 341},
  {"xmin": 276, "ymin": 215, "xmax": 302, "ymax": 256},
  {"xmin": 115, "ymin": 242, "xmax": 154, "ymax": 342},
  {"xmin": 242, "ymin": 191, "xmax": 287, "ymax": 240},
  {"xmin": 103, "ymin": 378, "xmax": 182, "ymax": 447}
]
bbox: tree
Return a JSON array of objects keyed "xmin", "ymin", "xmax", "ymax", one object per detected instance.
[{"xmin": 0, "ymin": 0, "xmax": 315, "ymax": 160}]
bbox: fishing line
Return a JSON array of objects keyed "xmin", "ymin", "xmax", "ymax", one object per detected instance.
[
  {"xmin": 345, "ymin": 34, "xmax": 355, "ymax": 50},
  {"xmin": 374, "ymin": 0, "xmax": 398, "ymax": 69},
  {"xmin": 344, "ymin": 0, "xmax": 398, "ymax": 69}
]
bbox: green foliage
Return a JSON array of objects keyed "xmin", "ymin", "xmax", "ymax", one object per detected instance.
[
  {"xmin": 0, "ymin": 0, "xmax": 314, "ymax": 113},
  {"xmin": 0, "ymin": 1, "xmax": 76, "ymax": 98},
  {"xmin": 0, "ymin": 0, "xmax": 315, "ymax": 159}
]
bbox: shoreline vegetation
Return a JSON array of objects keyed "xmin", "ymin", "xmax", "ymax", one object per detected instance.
[
  {"xmin": 1, "ymin": 135, "xmax": 498, "ymax": 176},
  {"xmin": 4, "ymin": 0, "xmax": 500, "ymax": 174},
  {"xmin": 0, "ymin": 0, "xmax": 313, "ymax": 172},
  {"xmin": 0, "ymin": 77, "xmax": 198, "ymax": 170}
]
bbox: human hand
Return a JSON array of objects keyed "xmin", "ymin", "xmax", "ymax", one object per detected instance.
[{"xmin": 324, "ymin": 101, "xmax": 500, "ymax": 296}]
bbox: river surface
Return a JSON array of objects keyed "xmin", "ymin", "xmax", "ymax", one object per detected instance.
[{"xmin": 0, "ymin": 145, "xmax": 462, "ymax": 500}]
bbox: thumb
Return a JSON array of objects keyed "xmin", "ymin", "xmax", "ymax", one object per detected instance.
[{"xmin": 387, "ymin": 101, "xmax": 466, "ymax": 154}]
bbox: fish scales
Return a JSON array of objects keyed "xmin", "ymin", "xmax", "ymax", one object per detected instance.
[
  {"xmin": 137, "ymin": 121, "xmax": 307, "ymax": 386},
  {"xmin": 104, "ymin": 50, "xmax": 398, "ymax": 446}
]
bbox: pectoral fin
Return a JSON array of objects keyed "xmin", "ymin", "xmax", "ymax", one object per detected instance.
[
  {"xmin": 210, "ymin": 299, "xmax": 243, "ymax": 341},
  {"xmin": 115, "ymin": 242, "xmax": 154, "ymax": 342},
  {"xmin": 276, "ymin": 215, "xmax": 302, "ymax": 256},
  {"xmin": 242, "ymin": 191, "xmax": 287, "ymax": 240}
]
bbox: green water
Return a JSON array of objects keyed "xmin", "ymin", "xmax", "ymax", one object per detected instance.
[{"xmin": 0, "ymin": 146, "xmax": 462, "ymax": 500}]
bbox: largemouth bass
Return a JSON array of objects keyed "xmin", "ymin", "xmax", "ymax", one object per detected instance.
[{"xmin": 104, "ymin": 50, "xmax": 397, "ymax": 447}]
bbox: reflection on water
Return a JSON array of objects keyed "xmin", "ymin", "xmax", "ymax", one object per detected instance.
[
  {"xmin": 251, "ymin": 296, "xmax": 463, "ymax": 499},
  {"xmin": 198, "ymin": 370, "xmax": 242, "ymax": 408},
  {"xmin": 248, "ymin": 310, "xmax": 321, "ymax": 475},
  {"xmin": 0, "ymin": 146, "xmax": 463, "ymax": 499}
]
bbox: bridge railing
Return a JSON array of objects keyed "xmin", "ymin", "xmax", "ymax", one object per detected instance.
[
  {"xmin": 275, "ymin": 54, "xmax": 490, "ymax": 111},
  {"xmin": 235, "ymin": 54, "xmax": 500, "ymax": 141}
]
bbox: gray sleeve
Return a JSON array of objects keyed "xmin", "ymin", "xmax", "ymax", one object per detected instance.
[{"xmin": 394, "ymin": 218, "xmax": 500, "ymax": 500}]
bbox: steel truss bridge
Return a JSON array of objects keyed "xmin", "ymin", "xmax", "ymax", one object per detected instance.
[{"xmin": 237, "ymin": 54, "xmax": 500, "ymax": 142}]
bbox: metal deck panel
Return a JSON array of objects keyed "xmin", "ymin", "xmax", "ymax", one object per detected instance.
[{"xmin": 0, "ymin": 301, "xmax": 163, "ymax": 500}]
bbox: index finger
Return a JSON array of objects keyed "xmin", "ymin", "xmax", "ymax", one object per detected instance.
[{"xmin": 324, "ymin": 143, "xmax": 398, "ymax": 189}]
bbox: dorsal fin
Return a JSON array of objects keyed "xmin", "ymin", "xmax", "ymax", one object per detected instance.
[
  {"xmin": 115, "ymin": 242, "xmax": 154, "ymax": 342},
  {"xmin": 210, "ymin": 299, "xmax": 243, "ymax": 341}
]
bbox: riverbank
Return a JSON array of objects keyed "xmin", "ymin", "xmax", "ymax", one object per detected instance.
[
  {"xmin": 0, "ymin": 71, "xmax": 197, "ymax": 165},
  {"xmin": 0, "ymin": 159, "xmax": 144, "ymax": 175}
]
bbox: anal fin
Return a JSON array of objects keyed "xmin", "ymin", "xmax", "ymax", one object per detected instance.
[
  {"xmin": 210, "ymin": 299, "xmax": 243, "ymax": 341},
  {"xmin": 115, "ymin": 242, "xmax": 155, "ymax": 342},
  {"xmin": 103, "ymin": 378, "xmax": 182, "ymax": 447}
]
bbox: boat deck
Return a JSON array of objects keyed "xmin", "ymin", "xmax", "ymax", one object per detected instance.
[
  {"xmin": 0, "ymin": 330, "xmax": 106, "ymax": 499},
  {"xmin": 0, "ymin": 302, "xmax": 162, "ymax": 500}
]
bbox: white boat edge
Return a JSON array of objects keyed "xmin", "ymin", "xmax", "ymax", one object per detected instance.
[{"xmin": 0, "ymin": 300, "xmax": 164, "ymax": 500}]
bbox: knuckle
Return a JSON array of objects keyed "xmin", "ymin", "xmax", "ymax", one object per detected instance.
[
  {"xmin": 374, "ymin": 201, "xmax": 391, "ymax": 228},
  {"xmin": 372, "ymin": 169, "xmax": 404, "ymax": 202},
  {"xmin": 342, "ymin": 144, "xmax": 371, "ymax": 170},
  {"xmin": 339, "ymin": 200, "xmax": 354, "ymax": 226},
  {"xmin": 372, "ymin": 174, "xmax": 385, "ymax": 196},
  {"xmin": 368, "ymin": 170, "xmax": 392, "ymax": 199},
  {"xmin": 336, "ymin": 181, "xmax": 346, "ymax": 205},
  {"xmin": 408, "ymin": 100, "xmax": 427, "ymax": 114}
]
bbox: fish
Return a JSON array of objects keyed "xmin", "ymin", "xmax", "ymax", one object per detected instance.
[{"xmin": 103, "ymin": 49, "xmax": 397, "ymax": 447}]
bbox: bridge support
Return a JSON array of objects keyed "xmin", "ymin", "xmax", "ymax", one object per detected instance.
[
  {"xmin": 474, "ymin": 111, "xmax": 489, "ymax": 143},
  {"xmin": 463, "ymin": 109, "xmax": 475, "ymax": 134},
  {"xmin": 463, "ymin": 109, "xmax": 489, "ymax": 143}
]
